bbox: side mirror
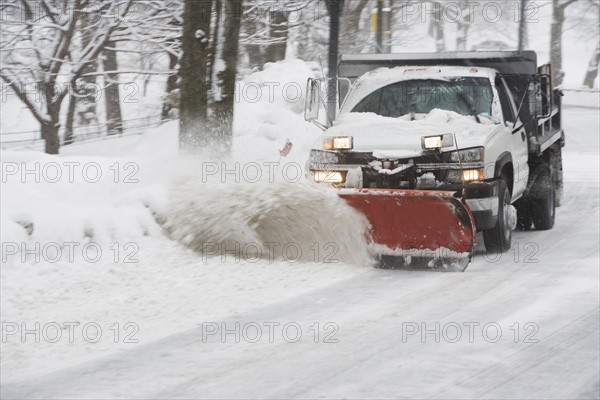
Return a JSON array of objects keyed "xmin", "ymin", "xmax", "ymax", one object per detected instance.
[
  {"xmin": 532, "ymin": 74, "xmax": 553, "ymax": 119},
  {"xmin": 304, "ymin": 78, "xmax": 320, "ymax": 122}
]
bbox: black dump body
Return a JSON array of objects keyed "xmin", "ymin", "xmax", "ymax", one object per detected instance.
[{"xmin": 338, "ymin": 51, "xmax": 538, "ymax": 80}]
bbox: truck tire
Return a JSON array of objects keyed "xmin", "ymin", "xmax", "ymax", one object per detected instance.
[
  {"xmin": 515, "ymin": 199, "xmax": 533, "ymax": 231},
  {"xmin": 550, "ymin": 146, "xmax": 564, "ymax": 207},
  {"xmin": 531, "ymin": 164, "xmax": 556, "ymax": 230},
  {"xmin": 483, "ymin": 179, "xmax": 513, "ymax": 253}
]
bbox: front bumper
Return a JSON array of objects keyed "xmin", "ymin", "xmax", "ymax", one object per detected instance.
[
  {"xmin": 308, "ymin": 150, "xmax": 500, "ymax": 231},
  {"xmin": 438, "ymin": 181, "xmax": 499, "ymax": 231}
]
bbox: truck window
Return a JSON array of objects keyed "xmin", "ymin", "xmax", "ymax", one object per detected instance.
[
  {"xmin": 496, "ymin": 78, "xmax": 517, "ymax": 123},
  {"xmin": 351, "ymin": 78, "xmax": 493, "ymax": 119}
]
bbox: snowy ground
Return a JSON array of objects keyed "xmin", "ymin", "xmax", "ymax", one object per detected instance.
[{"xmin": 1, "ymin": 63, "xmax": 599, "ymax": 398}]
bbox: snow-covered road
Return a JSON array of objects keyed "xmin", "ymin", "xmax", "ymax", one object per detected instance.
[{"xmin": 1, "ymin": 107, "xmax": 599, "ymax": 399}]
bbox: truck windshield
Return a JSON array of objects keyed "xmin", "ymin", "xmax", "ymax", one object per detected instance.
[{"xmin": 351, "ymin": 77, "xmax": 493, "ymax": 119}]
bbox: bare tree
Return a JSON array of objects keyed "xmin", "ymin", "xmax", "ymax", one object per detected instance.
[
  {"xmin": 264, "ymin": 6, "xmax": 288, "ymax": 63},
  {"xmin": 428, "ymin": 2, "xmax": 446, "ymax": 52},
  {"xmin": 118, "ymin": 1, "xmax": 184, "ymax": 120},
  {"xmin": 211, "ymin": 0, "xmax": 242, "ymax": 154},
  {"xmin": 1, "ymin": 0, "xmax": 132, "ymax": 154},
  {"xmin": 179, "ymin": 0, "xmax": 212, "ymax": 151},
  {"xmin": 550, "ymin": 0, "xmax": 577, "ymax": 86},
  {"xmin": 64, "ymin": 8, "xmax": 99, "ymax": 144},
  {"xmin": 102, "ymin": 39, "xmax": 123, "ymax": 135},
  {"xmin": 572, "ymin": 0, "xmax": 600, "ymax": 88},
  {"xmin": 583, "ymin": 42, "xmax": 600, "ymax": 88},
  {"xmin": 339, "ymin": 0, "xmax": 369, "ymax": 53}
]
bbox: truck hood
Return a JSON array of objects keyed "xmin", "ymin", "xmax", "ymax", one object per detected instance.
[{"xmin": 317, "ymin": 109, "xmax": 506, "ymax": 156}]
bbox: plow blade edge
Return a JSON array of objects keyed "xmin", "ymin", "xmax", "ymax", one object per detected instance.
[{"xmin": 339, "ymin": 189, "xmax": 476, "ymax": 268}]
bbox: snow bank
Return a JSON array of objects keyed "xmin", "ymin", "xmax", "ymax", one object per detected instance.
[
  {"xmin": 562, "ymin": 89, "xmax": 600, "ymax": 109},
  {"xmin": 1, "ymin": 59, "xmax": 374, "ymax": 268},
  {"xmin": 233, "ymin": 59, "xmax": 323, "ymax": 164},
  {"xmin": 0, "ymin": 151, "xmax": 169, "ymax": 251}
]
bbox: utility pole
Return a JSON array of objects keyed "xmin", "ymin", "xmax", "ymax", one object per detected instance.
[
  {"xmin": 376, "ymin": 0, "xmax": 383, "ymax": 53},
  {"xmin": 518, "ymin": 0, "xmax": 528, "ymax": 51},
  {"xmin": 325, "ymin": 0, "xmax": 343, "ymax": 126}
]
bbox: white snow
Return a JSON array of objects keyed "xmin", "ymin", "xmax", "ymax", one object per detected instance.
[
  {"xmin": 1, "ymin": 59, "xmax": 599, "ymax": 399},
  {"xmin": 372, "ymin": 149, "xmax": 422, "ymax": 159},
  {"xmin": 322, "ymin": 109, "xmax": 507, "ymax": 153}
]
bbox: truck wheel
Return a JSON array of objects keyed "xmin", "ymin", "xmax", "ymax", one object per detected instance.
[
  {"xmin": 483, "ymin": 179, "xmax": 513, "ymax": 253},
  {"xmin": 551, "ymin": 146, "xmax": 564, "ymax": 207},
  {"xmin": 515, "ymin": 199, "xmax": 533, "ymax": 231},
  {"xmin": 531, "ymin": 164, "xmax": 556, "ymax": 230}
]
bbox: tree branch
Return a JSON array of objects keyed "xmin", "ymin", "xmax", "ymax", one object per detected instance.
[{"xmin": 0, "ymin": 72, "xmax": 49, "ymax": 124}]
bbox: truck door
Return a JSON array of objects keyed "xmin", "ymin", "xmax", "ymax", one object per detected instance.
[{"xmin": 498, "ymin": 77, "xmax": 529, "ymax": 200}]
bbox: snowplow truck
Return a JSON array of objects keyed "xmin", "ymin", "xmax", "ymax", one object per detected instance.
[{"xmin": 304, "ymin": 51, "xmax": 564, "ymax": 269}]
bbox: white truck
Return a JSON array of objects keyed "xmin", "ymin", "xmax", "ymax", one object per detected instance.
[{"xmin": 304, "ymin": 51, "xmax": 564, "ymax": 258}]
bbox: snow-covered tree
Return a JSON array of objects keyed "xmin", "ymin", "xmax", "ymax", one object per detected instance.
[
  {"xmin": 568, "ymin": 0, "xmax": 600, "ymax": 88},
  {"xmin": 550, "ymin": 0, "xmax": 577, "ymax": 86},
  {"xmin": 1, "ymin": 0, "xmax": 133, "ymax": 153},
  {"xmin": 179, "ymin": 0, "xmax": 212, "ymax": 151}
]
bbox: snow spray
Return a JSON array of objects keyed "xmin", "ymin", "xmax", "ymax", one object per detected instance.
[{"xmin": 162, "ymin": 168, "xmax": 374, "ymax": 266}]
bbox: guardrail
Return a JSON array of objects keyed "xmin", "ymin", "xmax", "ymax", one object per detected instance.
[{"xmin": 1, "ymin": 115, "xmax": 166, "ymax": 151}]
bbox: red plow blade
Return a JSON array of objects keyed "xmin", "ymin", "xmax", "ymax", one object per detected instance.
[{"xmin": 339, "ymin": 189, "xmax": 476, "ymax": 270}]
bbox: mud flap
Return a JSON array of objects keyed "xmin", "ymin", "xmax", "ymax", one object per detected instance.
[{"xmin": 339, "ymin": 189, "xmax": 476, "ymax": 271}]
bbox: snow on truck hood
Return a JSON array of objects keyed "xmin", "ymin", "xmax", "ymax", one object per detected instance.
[{"xmin": 318, "ymin": 109, "xmax": 506, "ymax": 155}]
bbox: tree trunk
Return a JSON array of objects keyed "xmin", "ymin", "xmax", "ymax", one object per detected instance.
[
  {"xmin": 102, "ymin": 40, "xmax": 123, "ymax": 135},
  {"xmin": 583, "ymin": 42, "xmax": 600, "ymax": 88},
  {"xmin": 161, "ymin": 50, "xmax": 180, "ymax": 119},
  {"xmin": 42, "ymin": 122, "xmax": 60, "ymax": 154},
  {"xmin": 211, "ymin": 0, "xmax": 242, "ymax": 155},
  {"xmin": 43, "ymin": 100, "xmax": 61, "ymax": 154},
  {"xmin": 180, "ymin": 0, "xmax": 213, "ymax": 151},
  {"xmin": 550, "ymin": 0, "xmax": 566, "ymax": 87},
  {"xmin": 64, "ymin": 14, "xmax": 97, "ymax": 142},
  {"xmin": 264, "ymin": 10, "xmax": 287, "ymax": 63},
  {"xmin": 208, "ymin": 0, "xmax": 222, "ymax": 94},
  {"xmin": 428, "ymin": 1, "xmax": 445, "ymax": 51},
  {"xmin": 64, "ymin": 84, "xmax": 76, "ymax": 145},
  {"xmin": 242, "ymin": 4, "xmax": 263, "ymax": 70},
  {"xmin": 456, "ymin": 20, "xmax": 470, "ymax": 51},
  {"xmin": 296, "ymin": 22, "xmax": 309, "ymax": 60},
  {"xmin": 41, "ymin": 79, "xmax": 62, "ymax": 154},
  {"xmin": 74, "ymin": 14, "xmax": 98, "ymax": 131},
  {"xmin": 340, "ymin": 0, "xmax": 368, "ymax": 54}
]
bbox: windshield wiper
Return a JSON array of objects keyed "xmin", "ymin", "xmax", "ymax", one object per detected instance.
[{"xmin": 457, "ymin": 92, "xmax": 482, "ymax": 124}]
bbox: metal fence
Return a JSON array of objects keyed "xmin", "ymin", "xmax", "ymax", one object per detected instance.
[{"xmin": 0, "ymin": 115, "xmax": 166, "ymax": 151}]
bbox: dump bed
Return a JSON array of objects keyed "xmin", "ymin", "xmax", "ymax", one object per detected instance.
[{"xmin": 338, "ymin": 51, "xmax": 538, "ymax": 80}]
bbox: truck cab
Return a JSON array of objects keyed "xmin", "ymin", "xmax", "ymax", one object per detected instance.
[{"xmin": 305, "ymin": 52, "xmax": 563, "ymax": 253}]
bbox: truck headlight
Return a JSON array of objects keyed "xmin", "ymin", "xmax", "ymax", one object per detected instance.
[
  {"xmin": 449, "ymin": 147, "xmax": 485, "ymax": 162},
  {"xmin": 313, "ymin": 171, "xmax": 346, "ymax": 184},
  {"xmin": 421, "ymin": 133, "xmax": 454, "ymax": 150},
  {"xmin": 323, "ymin": 136, "xmax": 353, "ymax": 151},
  {"xmin": 462, "ymin": 168, "xmax": 484, "ymax": 182},
  {"xmin": 447, "ymin": 168, "xmax": 484, "ymax": 183}
]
